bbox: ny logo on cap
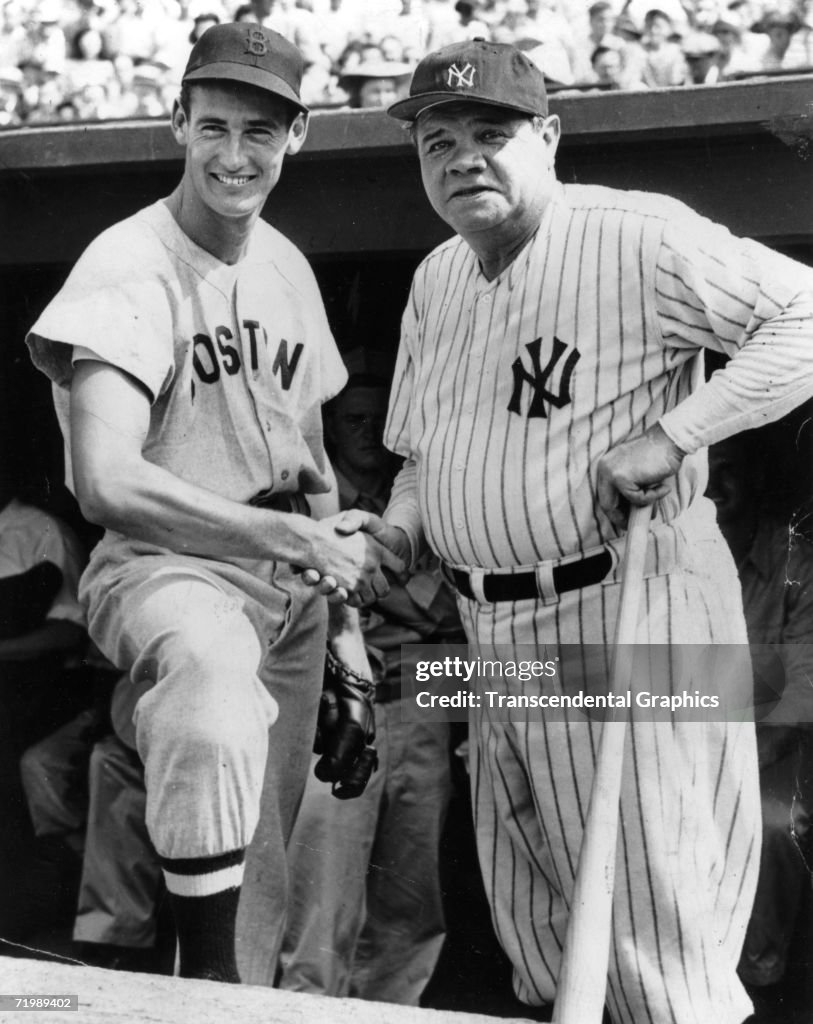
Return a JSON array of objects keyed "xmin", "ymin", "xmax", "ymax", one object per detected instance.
[
  {"xmin": 447, "ymin": 62, "xmax": 476, "ymax": 88},
  {"xmin": 245, "ymin": 27, "xmax": 269, "ymax": 56}
]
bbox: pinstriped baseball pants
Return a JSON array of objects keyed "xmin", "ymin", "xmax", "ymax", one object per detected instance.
[{"xmin": 458, "ymin": 528, "xmax": 760, "ymax": 1024}]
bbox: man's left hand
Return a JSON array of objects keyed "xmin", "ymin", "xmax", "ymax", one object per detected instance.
[{"xmin": 596, "ymin": 423, "xmax": 686, "ymax": 529}]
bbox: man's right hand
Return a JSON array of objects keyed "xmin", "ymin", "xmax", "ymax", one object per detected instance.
[
  {"xmin": 305, "ymin": 519, "xmax": 405, "ymax": 606},
  {"xmin": 302, "ymin": 513, "xmax": 410, "ymax": 606}
]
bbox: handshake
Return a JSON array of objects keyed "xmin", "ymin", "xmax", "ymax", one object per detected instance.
[{"xmin": 302, "ymin": 510, "xmax": 411, "ymax": 606}]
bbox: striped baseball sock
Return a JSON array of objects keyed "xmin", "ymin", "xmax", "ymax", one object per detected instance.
[{"xmin": 161, "ymin": 849, "xmax": 245, "ymax": 983}]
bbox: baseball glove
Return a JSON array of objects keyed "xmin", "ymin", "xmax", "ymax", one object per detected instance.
[{"xmin": 313, "ymin": 649, "xmax": 378, "ymax": 799}]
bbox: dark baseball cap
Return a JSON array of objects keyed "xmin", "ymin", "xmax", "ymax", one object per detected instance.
[
  {"xmin": 182, "ymin": 22, "xmax": 307, "ymax": 114},
  {"xmin": 387, "ymin": 38, "xmax": 547, "ymax": 122}
]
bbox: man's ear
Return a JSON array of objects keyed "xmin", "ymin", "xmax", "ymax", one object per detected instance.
[
  {"xmin": 541, "ymin": 113, "xmax": 561, "ymax": 163},
  {"xmin": 171, "ymin": 98, "xmax": 188, "ymax": 145},
  {"xmin": 286, "ymin": 112, "xmax": 309, "ymax": 155}
]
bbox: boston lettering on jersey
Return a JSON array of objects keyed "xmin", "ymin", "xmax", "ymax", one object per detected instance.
[
  {"xmin": 507, "ymin": 336, "xmax": 580, "ymax": 418},
  {"xmin": 191, "ymin": 319, "xmax": 303, "ymax": 390}
]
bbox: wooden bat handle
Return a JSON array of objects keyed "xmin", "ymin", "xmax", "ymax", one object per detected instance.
[{"xmin": 552, "ymin": 504, "xmax": 651, "ymax": 1024}]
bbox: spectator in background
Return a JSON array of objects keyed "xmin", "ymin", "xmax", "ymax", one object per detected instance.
[
  {"xmin": 612, "ymin": 8, "xmax": 649, "ymax": 78},
  {"xmin": 23, "ymin": 0, "xmax": 68, "ymax": 76},
  {"xmin": 0, "ymin": 0, "xmax": 28, "ymax": 68},
  {"xmin": 0, "ymin": 64, "xmax": 24, "ymax": 125},
  {"xmin": 759, "ymin": 9, "xmax": 804, "ymax": 69},
  {"xmin": 338, "ymin": 38, "xmax": 384, "ymax": 72},
  {"xmin": 621, "ymin": 0, "xmax": 689, "ymax": 35},
  {"xmin": 682, "ymin": 29, "xmax": 722, "ymax": 80},
  {"xmin": 640, "ymin": 8, "xmax": 688, "ymax": 84},
  {"xmin": 65, "ymin": 26, "xmax": 115, "ymax": 92},
  {"xmin": 590, "ymin": 42, "xmax": 624, "ymax": 83},
  {"xmin": 712, "ymin": 10, "xmax": 766, "ymax": 76},
  {"xmin": 591, "ymin": 39, "xmax": 647, "ymax": 84},
  {"xmin": 785, "ymin": 0, "xmax": 813, "ymax": 63},
  {"xmin": 586, "ymin": 0, "xmax": 624, "ymax": 50},
  {"xmin": 0, "ymin": 475, "xmax": 87, "ymax": 910},
  {"xmin": 338, "ymin": 58, "xmax": 412, "ymax": 107},
  {"xmin": 573, "ymin": 1, "xmax": 626, "ymax": 79}
]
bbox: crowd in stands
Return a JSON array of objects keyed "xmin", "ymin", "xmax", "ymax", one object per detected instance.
[{"xmin": 1, "ymin": 0, "xmax": 812, "ymax": 127}]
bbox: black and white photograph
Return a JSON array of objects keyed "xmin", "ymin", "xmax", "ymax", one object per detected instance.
[{"xmin": 1, "ymin": 2, "xmax": 812, "ymax": 1022}]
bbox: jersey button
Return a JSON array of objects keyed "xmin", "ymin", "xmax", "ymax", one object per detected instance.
[{"xmin": 281, "ymin": 470, "xmax": 289, "ymax": 481}]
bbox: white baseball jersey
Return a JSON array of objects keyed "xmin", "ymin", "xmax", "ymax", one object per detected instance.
[
  {"xmin": 384, "ymin": 183, "xmax": 813, "ymax": 571},
  {"xmin": 381, "ymin": 183, "xmax": 813, "ymax": 1024},
  {"xmin": 28, "ymin": 199, "xmax": 346, "ymax": 516}
]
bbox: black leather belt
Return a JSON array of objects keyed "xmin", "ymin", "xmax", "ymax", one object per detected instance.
[
  {"xmin": 449, "ymin": 550, "xmax": 613, "ymax": 603},
  {"xmin": 249, "ymin": 490, "xmax": 311, "ymax": 517}
]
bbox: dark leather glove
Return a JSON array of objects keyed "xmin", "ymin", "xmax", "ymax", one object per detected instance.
[{"xmin": 313, "ymin": 650, "xmax": 378, "ymax": 799}]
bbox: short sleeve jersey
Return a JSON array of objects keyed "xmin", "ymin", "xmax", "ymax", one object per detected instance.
[{"xmin": 27, "ymin": 200, "xmax": 347, "ymax": 503}]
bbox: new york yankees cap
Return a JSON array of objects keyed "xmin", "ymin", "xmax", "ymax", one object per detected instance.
[
  {"xmin": 182, "ymin": 22, "xmax": 308, "ymax": 114},
  {"xmin": 387, "ymin": 38, "xmax": 547, "ymax": 122}
]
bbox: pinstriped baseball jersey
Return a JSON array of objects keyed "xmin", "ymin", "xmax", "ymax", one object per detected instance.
[{"xmin": 384, "ymin": 183, "xmax": 813, "ymax": 571}]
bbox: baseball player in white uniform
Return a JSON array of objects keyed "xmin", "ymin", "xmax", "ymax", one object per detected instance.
[
  {"xmin": 319, "ymin": 39, "xmax": 813, "ymax": 1024},
  {"xmin": 25, "ymin": 23, "xmax": 400, "ymax": 985}
]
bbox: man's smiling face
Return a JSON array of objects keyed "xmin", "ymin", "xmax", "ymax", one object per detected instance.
[
  {"xmin": 172, "ymin": 81, "xmax": 306, "ymax": 224},
  {"xmin": 414, "ymin": 101, "xmax": 559, "ymax": 246}
]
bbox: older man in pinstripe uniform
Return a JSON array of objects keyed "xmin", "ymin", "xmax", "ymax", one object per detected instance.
[{"xmin": 309, "ymin": 38, "xmax": 813, "ymax": 1024}]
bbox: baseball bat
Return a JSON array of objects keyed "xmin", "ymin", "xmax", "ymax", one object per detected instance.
[{"xmin": 552, "ymin": 503, "xmax": 651, "ymax": 1024}]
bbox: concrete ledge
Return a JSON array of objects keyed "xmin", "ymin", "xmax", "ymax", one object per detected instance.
[{"xmin": 2, "ymin": 957, "xmax": 536, "ymax": 1024}]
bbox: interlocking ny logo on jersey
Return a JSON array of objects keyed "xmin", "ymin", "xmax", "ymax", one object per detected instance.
[
  {"xmin": 245, "ymin": 28, "xmax": 269, "ymax": 56},
  {"xmin": 447, "ymin": 62, "xmax": 476, "ymax": 88},
  {"xmin": 508, "ymin": 337, "xmax": 580, "ymax": 418}
]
